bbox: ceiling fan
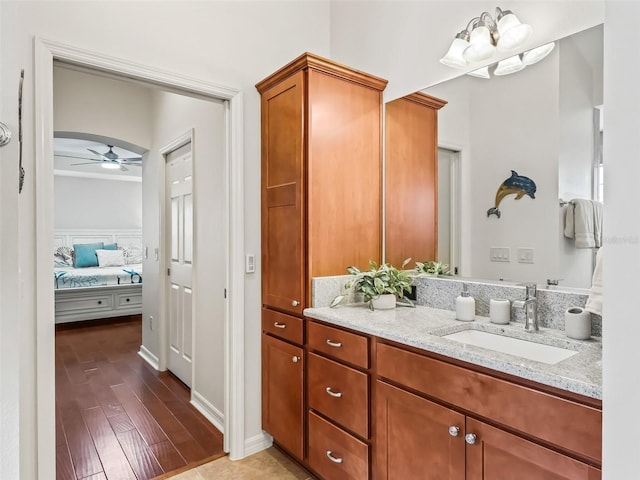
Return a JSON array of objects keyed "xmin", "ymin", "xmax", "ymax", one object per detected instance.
[{"xmin": 57, "ymin": 144, "xmax": 143, "ymax": 172}]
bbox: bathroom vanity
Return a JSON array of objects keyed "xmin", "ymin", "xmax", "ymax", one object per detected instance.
[{"xmin": 303, "ymin": 305, "xmax": 602, "ymax": 480}]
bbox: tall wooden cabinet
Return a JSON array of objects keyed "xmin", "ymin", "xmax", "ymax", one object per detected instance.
[
  {"xmin": 385, "ymin": 92, "xmax": 447, "ymax": 267},
  {"xmin": 257, "ymin": 53, "xmax": 387, "ymax": 463}
]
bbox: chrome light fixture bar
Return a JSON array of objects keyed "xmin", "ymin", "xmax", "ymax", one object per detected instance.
[{"xmin": 440, "ymin": 7, "xmax": 532, "ymax": 70}]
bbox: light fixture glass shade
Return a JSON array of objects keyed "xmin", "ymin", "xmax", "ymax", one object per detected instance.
[
  {"xmin": 494, "ymin": 55, "xmax": 525, "ymax": 76},
  {"xmin": 463, "ymin": 25, "xmax": 496, "ymax": 63},
  {"xmin": 496, "ymin": 12, "xmax": 532, "ymax": 51},
  {"xmin": 101, "ymin": 162, "xmax": 121, "ymax": 170},
  {"xmin": 522, "ymin": 42, "xmax": 555, "ymax": 66},
  {"xmin": 467, "ymin": 66, "xmax": 491, "ymax": 79},
  {"xmin": 440, "ymin": 37, "xmax": 469, "ymax": 68}
]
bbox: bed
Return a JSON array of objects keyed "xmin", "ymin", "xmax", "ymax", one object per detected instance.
[{"xmin": 54, "ymin": 229, "xmax": 144, "ymax": 324}]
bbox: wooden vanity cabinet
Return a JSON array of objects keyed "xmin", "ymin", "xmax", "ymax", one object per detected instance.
[
  {"xmin": 375, "ymin": 341, "xmax": 602, "ymax": 480},
  {"xmin": 257, "ymin": 52, "xmax": 387, "ymax": 315},
  {"xmin": 257, "ymin": 53, "xmax": 387, "ymax": 463},
  {"xmin": 385, "ymin": 92, "xmax": 447, "ymax": 267},
  {"xmin": 307, "ymin": 321, "xmax": 371, "ymax": 479}
]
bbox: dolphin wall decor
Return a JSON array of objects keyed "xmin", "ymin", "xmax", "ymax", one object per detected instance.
[{"xmin": 487, "ymin": 170, "xmax": 537, "ymax": 218}]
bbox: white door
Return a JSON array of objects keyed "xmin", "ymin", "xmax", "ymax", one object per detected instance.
[
  {"xmin": 166, "ymin": 145, "xmax": 194, "ymax": 387},
  {"xmin": 438, "ymin": 147, "xmax": 461, "ymax": 276}
]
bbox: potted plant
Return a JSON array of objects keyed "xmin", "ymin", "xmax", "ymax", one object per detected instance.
[
  {"xmin": 331, "ymin": 259, "xmax": 415, "ymax": 310},
  {"xmin": 415, "ymin": 260, "xmax": 449, "ymax": 276}
]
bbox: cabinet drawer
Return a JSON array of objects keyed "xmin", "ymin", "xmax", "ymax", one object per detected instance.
[
  {"xmin": 55, "ymin": 293, "xmax": 114, "ymax": 312},
  {"xmin": 307, "ymin": 321, "xmax": 369, "ymax": 368},
  {"xmin": 308, "ymin": 411, "xmax": 369, "ymax": 480},
  {"xmin": 262, "ymin": 308, "xmax": 303, "ymax": 345},
  {"xmin": 116, "ymin": 292, "xmax": 142, "ymax": 308},
  {"xmin": 377, "ymin": 342, "xmax": 602, "ymax": 465},
  {"xmin": 308, "ymin": 353, "xmax": 369, "ymax": 438}
]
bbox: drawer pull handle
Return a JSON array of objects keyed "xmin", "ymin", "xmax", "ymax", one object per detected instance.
[
  {"xmin": 448, "ymin": 426, "xmax": 460, "ymax": 437},
  {"xmin": 273, "ymin": 322, "xmax": 286, "ymax": 329},
  {"xmin": 291, "ymin": 300, "xmax": 300, "ymax": 307},
  {"xmin": 465, "ymin": 433, "xmax": 477, "ymax": 445},
  {"xmin": 326, "ymin": 451, "xmax": 343, "ymax": 464},
  {"xmin": 325, "ymin": 387, "xmax": 343, "ymax": 398},
  {"xmin": 326, "ymin": 339, "xmax": 342, "ymax": 348},
  {"xmin": 292, "ymin": 356, "xmax": 300, "ymax": 363},
  {"xmin": 97, "ymin": 301, "xmax": 102, "ymax": 305},
  {"xmin": 126, "ymin": 298, "xmax": 130, "ymax": 302}
]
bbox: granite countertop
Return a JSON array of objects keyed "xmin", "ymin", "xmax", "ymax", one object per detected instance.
[{"xmin": 303, "ymin": 304, "xmax": 602, "ymax": 400}]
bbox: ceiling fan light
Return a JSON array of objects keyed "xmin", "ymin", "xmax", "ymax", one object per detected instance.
[
  {"xmin": 522, "ymin": 42, "xmax": 555, "ymax": 66},
  {"xmin": 496, "ymin": 11, "xmax": 532, "ymax": 51},
  {"xmin": 463, "ymin": 25, "xmax": 496, "ymax": 63},
  {"xmin": 440, "ymin": 35, "xmax": 470, "ymax": 69},
  {"xmin": 494, "ymin": 55, "xmax": 525, "ymax": 76},
  {"xmin": 467, "ymin": 65, "xmax": 491, "ymax": 79},
  {"xmin": 101, "ymin": 162, "xmax": 121, "ymax": 170}
]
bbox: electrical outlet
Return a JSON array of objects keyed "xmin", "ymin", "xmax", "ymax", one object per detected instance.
[
  {"xmin": 517, "ymin": 248, "xmax": 535, "ymax": 264},
  {"xmin": 490, "ymin": 247, "xmax": 511, "ymax": 262},
  {"xmin": 149, "ymin": 316, "xmax": 153, "ymax": 331}
]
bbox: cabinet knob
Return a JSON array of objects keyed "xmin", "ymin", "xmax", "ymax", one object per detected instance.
[
  {"xmin": 448, "ymin": 426, "xmax": 460, "ymax": 437},
  {"xmin": 97, "ymin": 300, "xmax": 102, "ymax": 305},
  {"xmin": 325, "ymin": 387, "xmax": 343, "ymax": 398},
  {"xmin": 292, "ymin": 356, "xmax": 300, "ymax": 363},
  {"xmin": 326, "ymin": 451, "xmax": 343, "ymax": 464},
  {"xmin": 273, "ymin": 322, "xmax": 286, "ymax": 329},
  {"xmin": 126, "ymin": 298, "xmax": 130, "ymax": 302},
  {"xmin": 465, "ymin": 433, "xmax": 477, "ymax": 445},
  {"xmin": 291, "ymin": 300, "xmax": 300, "ymax": 307},
  {"xmin": 326, "ymin": 339, "xmax": 342, "ymax": 348}
]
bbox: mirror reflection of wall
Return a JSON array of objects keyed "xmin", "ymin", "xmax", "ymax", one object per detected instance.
[{"xmin": 420, "ymin": 24, "xmax": 603, "ymax": 289}]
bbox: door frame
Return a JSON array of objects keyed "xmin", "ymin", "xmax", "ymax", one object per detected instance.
[{"xmin": 34, "ymin": 37, "xmax": 246, "ymax": 473}]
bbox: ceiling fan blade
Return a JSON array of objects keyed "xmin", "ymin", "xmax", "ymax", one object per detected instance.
[
  {"xmin": 87, "ymin": 148, "xmax": 108, "ymax": 159},
  {"xmin": 70, "ymin": 162, "xmax": 100, "ymax": 166},
  {"xmin": 120, "ymin": 156, "xmax": 143, "ymax": 162},
  {"xmin": 55, "ymin": 153, "xmax": 100, "ymax": 161},
  {"xmin": 119, "ymin": 165, "xmax": 129, "ymax": 172}
]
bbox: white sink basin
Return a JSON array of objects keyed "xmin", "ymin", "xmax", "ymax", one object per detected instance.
[{"xmin": 442, "ymin": 330, "xmax": 579, "ymax": 365}]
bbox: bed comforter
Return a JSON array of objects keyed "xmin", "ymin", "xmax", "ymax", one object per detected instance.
[{"xmin": 54, "ymin": 264, "xmax": 143, "ymax": 289}]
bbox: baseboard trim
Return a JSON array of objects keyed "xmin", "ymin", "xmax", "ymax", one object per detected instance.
[
  {"xmin": 191, "ymin": 390, "xmax": 225, "ymax": 434},
  {"xmin": 138, "ymin": 345, "xmax": 160, "ymax": 370},
  {"xmin": 242, "ymin": 432, "xmax": 273, "ymax": 459}
]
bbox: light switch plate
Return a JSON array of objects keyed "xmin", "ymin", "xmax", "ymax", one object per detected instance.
[
  {"xmin": 490, "ymin": 247, "xmax": 510, "ymax": 263},
  {"xmin": 517, "ymin": 248, "xmax": 535, "ymax": 264},
  {"xmin": 245, "ymin": 254, "xmax": 255, "ymax": 273}
]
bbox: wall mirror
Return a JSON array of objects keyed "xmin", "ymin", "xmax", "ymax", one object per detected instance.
[{"xmin": 385, "ymin": 24, "xmax": 603, "ymax": 290}]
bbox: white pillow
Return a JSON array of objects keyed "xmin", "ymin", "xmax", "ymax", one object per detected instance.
[{"xmin": 96, "ymin": 249, "xmax": 126, "ymax": 267}]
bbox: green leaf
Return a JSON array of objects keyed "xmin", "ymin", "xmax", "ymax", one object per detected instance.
[{"xmin": 330, "ymin": 295, "xmax": 345, "ymax": 308}]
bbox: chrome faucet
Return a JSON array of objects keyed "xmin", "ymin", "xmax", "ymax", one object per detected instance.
[{"xmin": 513, "ymin": 283, "xmax": 539, "ymax": 332}]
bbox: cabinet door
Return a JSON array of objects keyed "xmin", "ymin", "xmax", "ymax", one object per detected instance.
[
  {"xmin": 261, "ymin": 71, "xmax": 305, "ymax": 314},
  {"xmin": 385, "ymin": 93, "xmax": 445, "ymax": 267},
  {"xmin": 262, "ymin": 334, "xmax": 304, "ymax": 460},
  {"xmin": 465, "ymin": 418, "xmax": 601, "ymax": 480},
  {"xmin": 375, "ymin": 381, "xmax": 465, "ymax": 480}
]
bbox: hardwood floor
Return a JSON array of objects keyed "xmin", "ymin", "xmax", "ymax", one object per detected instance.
[{"xmin": 56, "ymin": 316, "xmax": 224, "ymax": 480}]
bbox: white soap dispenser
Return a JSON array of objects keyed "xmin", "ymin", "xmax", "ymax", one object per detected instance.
[{"xmin": 456, "ymin": 283, "xmax": 476, "ymax": 322}]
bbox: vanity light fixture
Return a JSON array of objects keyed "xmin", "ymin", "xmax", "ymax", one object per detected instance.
[
  {"xmin": 467, "ymin": 66, "xmax": 491, "ymax": 79},
  {"xmin": 440, "ymin": 7, "xmax": 532, "ymax": 70},
  {"xmin": 522, "ymin": 42, "xmax": 555, "ymax": 66},
  {"xmin": 465, "ymin": 41, "xmax": 556, "ymax": 79},
  {"xmin": 493, "ymin": 54, "xmax": 526, "ymax": 76}
]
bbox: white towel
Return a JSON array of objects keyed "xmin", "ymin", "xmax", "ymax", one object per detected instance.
[
  {"xmin": 564, "ymin": 199, "xmax": 603, "ymax": 248},
  {"xmin": 585, "ymin": 247, "xmax": 603, "ymax": 316}
]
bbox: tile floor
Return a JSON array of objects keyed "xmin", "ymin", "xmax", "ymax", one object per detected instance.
[{"xmin": 164, "ymin": 447, "xmax": 315, "ymax": 480}]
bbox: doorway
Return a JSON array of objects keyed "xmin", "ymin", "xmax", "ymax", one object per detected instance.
[
  {"xmin": 438, "ymin": 147, "xmax": 461, "ymax": 276},
  {"xmin": 35, "ymin": 39, "xmax": 246, "ymax": 476}
]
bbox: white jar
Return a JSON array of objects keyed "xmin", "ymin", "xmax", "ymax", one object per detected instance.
[
  {"xmin": 490, "ymin": 299, "xmax": 511, "ymax": 324},
  {"xmin": 564, "ymin": 307, "xmax": 591, "ymax": 340}
]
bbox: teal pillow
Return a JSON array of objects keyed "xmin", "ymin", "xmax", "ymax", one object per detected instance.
[
  {"xmin": 103, "ymin": 243, "xmax": 118, "ymax": 250},
  {"xmin": 73, "ymin": 242, "xmax": 104, "ymax": 268}
]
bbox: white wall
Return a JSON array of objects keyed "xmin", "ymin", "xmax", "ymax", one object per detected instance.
[
  {"xmin": 603, "ymin": 3, "xmax": 640, "ymax": 477},
  {"xmin": 7, "ymin": 1, "xmax": 331, "ymax": 476},
  {"xmin": 53, "ymin": 66, "xmax": 153, "ymax": 149},
  {"xmin": 54, "ymin": 175, "xmax": 142, "ymax": 230}
]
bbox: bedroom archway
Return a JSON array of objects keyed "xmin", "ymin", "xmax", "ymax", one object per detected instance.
[{"xmin": 35, "ymin": 38, "xmax": 246, "ymax": 476}]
